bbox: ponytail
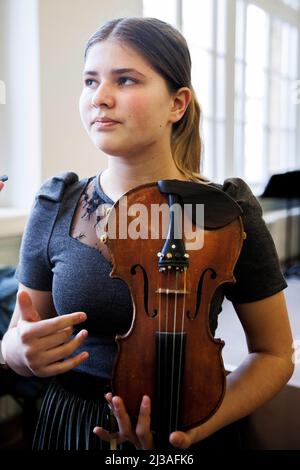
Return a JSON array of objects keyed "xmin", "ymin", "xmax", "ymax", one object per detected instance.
[{"xmin": 171, "ymin": 88, "xmax": 207, "ymax": 182}]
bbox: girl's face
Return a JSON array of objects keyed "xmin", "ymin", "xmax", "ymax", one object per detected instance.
[{"xmin": 79, "ymin": 40, "xmax": 178, "ymax": 158}]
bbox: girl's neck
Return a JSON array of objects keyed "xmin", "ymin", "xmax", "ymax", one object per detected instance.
[{"xmin": 100, "ymin": 152, "xmax": 187, "ymax": 202}]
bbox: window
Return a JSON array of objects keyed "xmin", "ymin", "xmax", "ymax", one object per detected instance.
[
  {"xmin": 235, "ymin": 1, "xmax": 299, "ymax": 189},
  {"xmin": 143, "ymin": 0, "xmax": 300, "ymax": 191},
  {"xmin": 235, "ymin": 3, "xmax": 269, "ymax": 184},
  {"xmin": 280, "ymin": 0, "xmax": 300, "ymax": 10},
  {"xmin": 182, "ymin": 0, "xmax": 227, "ymax": 181}
]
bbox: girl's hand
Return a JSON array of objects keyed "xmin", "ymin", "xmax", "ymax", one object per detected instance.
[
  {"xmin": 14, "ymin": 290, "xmax": 89, "ymax": 377},
  {"xmin": 93, "ymin": 393, "xmax": 154, "ymax": 449},
  {"xmin": 94, "ymin": 393, "xmax": 206, "ymax": 449}
]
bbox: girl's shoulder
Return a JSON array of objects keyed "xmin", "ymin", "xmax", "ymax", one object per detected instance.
[
  {"xmin": 36, "ymin": 172, "xmax": 93, "ymax": 203},
  {"xmin": 208, "ymin": 177, "xmax": 263, "ymax": 224},
  {"xmin": 210, "ymin": 177, "xmax": 261, "ymax": 209}
]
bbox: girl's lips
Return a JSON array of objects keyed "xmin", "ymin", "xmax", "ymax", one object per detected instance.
[{"xmin": 92, "ymin": 121, "xmax": 120, "ymax": 129}]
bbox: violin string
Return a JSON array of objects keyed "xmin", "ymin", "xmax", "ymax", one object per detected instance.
[
  {"xmin": 165, "ymin": 269, "xmax": 170, "ymax": 332},
  {"xmin": 157, "ymin": 270, "xmax": 162, "ymax": 430},
  {"xmin": 168, "ymin": 269, "xmax": 179, "ymax": 437},
  {"xmin": 175, "ymin": 267, "xmax": 187, "ymax": 432},
  {"xmin": 159, "ymin": 268, "xmax": 170, "ymax": 441},
  {"xmin": 164, "ymin": 268, "xmax": 170, "ymax": 415}
]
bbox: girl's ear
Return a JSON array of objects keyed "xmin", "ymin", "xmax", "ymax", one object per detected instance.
[{"xmin": 169, "ymin": 87, "xmax": 192, "ymax": 124}]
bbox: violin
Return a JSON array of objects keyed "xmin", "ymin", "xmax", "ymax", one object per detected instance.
[{"xmin": 102, "ymin": 180, "xmax": 244, "ymax": 448}]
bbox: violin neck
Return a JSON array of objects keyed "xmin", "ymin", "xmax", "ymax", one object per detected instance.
[{"xmin": 153, "ymin": 331, "xmax": 186, "ymax": 449}]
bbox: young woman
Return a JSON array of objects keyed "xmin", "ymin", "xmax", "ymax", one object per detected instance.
[{"xmin": 1, "ymin": 17, "xmax": 294, "ymax": 451}]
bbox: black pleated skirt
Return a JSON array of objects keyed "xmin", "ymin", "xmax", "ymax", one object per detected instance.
[
  {"xmin": 32, "ymin": 371, "xmax": 113, "ymax": 450},
  {"xmin": 32, "ymin": 371, "xmax": 244, "ymax": 451}
]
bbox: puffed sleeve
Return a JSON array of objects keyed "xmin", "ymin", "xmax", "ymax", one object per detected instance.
[
  {"xmin": 222, "ymin": 178, "xmax": 287, "ymax": 303},
  {"xmin": 15, "ymin": 172, "xmax": 78, "ymax": 291}
]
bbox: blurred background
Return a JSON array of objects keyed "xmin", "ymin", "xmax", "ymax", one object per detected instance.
[{"xmin": 0, "ymin": 0, "xmax": 299, "ymax": 450}]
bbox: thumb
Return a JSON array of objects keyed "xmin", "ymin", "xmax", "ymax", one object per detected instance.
[
  {"xmin": 18, "ymin": 291, "xmax": 41, "ymax": 322},
  {"xmin": 169, "ymin": 431, "xmax": 191, "ymax": 449}
]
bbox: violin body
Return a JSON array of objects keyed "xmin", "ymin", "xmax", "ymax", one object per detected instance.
[{"xmin": 104, "ymin": 182, "xmax": 244, "ymax": 445}]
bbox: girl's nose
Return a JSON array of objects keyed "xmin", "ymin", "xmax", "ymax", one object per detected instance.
[{"xmin": 91, "ymin": 83, "xmax": 114, "ymax": 108}]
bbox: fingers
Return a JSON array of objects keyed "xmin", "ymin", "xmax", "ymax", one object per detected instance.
[
  {"xmin": 17, "ymin": 291, "xmax": 87, "ymax": 342},
  {"xmin": 25, "ymin": 329, "xmax": 88, "ymax": 374},
  {"xmin": 112, "ymin": 396, "xmax": 141, "ymax": 448},
  {"xmin": 94, "ymin": 394, "xmax": 193, "ymax": 450},
  {"xmin": 108, "ymin": 396, "xmax": 141, "ymax": 448},
  {"xmin": 96, "ymin": 394, "xmax": 153, "ymax": 449},
  {"xmin": 41, "ymin": 326, "xmax": 73, "ymax": 351},
  {"xmin": 18, "ymin": 291, "xmax": 41, "ymax": 322},
  {"xmin": 39, "ymin": 350, "xmax": 90, "ymax": 377},
  {"xmin": 93, "ymin": 426, "xmax": 111, "ymax": 441},
  {"xmin": 136, "ymin": 395, "xmax": 153, "ymax": 449},
  {"xmin": 40, "ymin": 329, "xmax": 88, "ymax": 364},
  {"xmin": 20, "ymin": 311, "xmax": 87, "ymax": 340}
]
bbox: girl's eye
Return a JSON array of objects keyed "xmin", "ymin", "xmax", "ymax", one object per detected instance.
[
  {"xmin": 84, "ymin": 77, "xmax": 137, "ymax": 87},
  {"xmin": 84, "ymin": 79, "xmax": 96, "ymax": 87},
  {"xmin": 118, "ymin": 77, "xmax": 137, "ymax": 86}
]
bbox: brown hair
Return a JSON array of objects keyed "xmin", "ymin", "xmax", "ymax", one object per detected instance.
[{"xmin": 84, "ymin": 17, "xmax": 206, "ymax": 181}]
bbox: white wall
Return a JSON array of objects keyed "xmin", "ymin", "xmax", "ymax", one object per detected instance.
[
  {"xmin": 0, "ymin": 0, "xmax": 41, "ymax": 209},
  {"xmin": 38, "ymin": 0, "xmax": 142, "ymax": 182}
]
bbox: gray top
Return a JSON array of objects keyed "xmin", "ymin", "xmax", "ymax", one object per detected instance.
[{"xmin": 16, "ymin": 173, "xmax": 287, "ymax": 379}]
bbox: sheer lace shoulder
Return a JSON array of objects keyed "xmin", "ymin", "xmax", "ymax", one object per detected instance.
[{"xmin": 70, "ymin": 176, "xmax": 113, "ymax": 261}]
